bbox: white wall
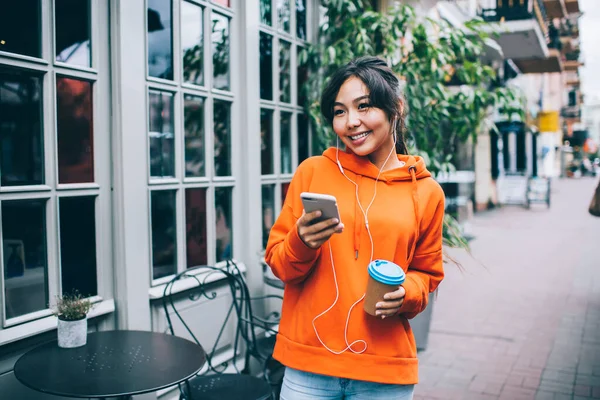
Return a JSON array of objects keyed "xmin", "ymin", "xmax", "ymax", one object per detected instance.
[{"xmin": 511, "ymin": 72, "xmax": 564, "ymax": 115}]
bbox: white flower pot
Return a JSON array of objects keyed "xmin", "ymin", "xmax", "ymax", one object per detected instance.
[{"xmin": 57, "ymin": 317, "xmax": 88, "ymax": 348}]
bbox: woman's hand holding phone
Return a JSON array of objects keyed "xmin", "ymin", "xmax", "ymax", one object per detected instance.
[{"xmin": 297, "ymin": 210, "xmax": 344, "ymax": 249}]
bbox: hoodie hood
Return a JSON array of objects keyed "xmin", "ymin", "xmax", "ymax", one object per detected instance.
[
  {"xmin": 323, "ymin": 147, "xmax": 430, "ymax": 262},
  {"xmin": 322, "ymin": 147, "xmax": 432, "ymax": 181}
]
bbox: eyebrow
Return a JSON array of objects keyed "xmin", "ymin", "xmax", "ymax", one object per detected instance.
[{"xmin": 333, "ymin": 95, "xmax": 370, "ymax": 107}]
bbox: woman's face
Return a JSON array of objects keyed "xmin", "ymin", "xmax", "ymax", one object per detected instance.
[{"xmin": 332, "ymin": 76, "xmax": 394, "ymax": 164}]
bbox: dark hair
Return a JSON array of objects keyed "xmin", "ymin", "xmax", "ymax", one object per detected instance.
[{"xmin": 320, "ymin": 56, "xmax": 408, "ymax": 154}]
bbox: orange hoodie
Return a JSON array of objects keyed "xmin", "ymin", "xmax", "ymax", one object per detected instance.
[{"xmin": 265, "ymin": 147, "xmax": 445, "ymax": 385}]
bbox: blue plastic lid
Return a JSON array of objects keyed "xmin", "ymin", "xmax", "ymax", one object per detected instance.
[{"xmin": 368, "ymin": 259, "xmax": 406, "ymax": 285}]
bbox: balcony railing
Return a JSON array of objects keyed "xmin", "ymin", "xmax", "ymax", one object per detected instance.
[
  {"xmin": 561, "ymin": 105, "xmax": 581, "ymax": 119},
  {"xmin": 547, "ymin": 24, "xmax": 562, "ymax": 50},
  {"xmin": 479, "ymin": 0, "xmax": 547, "ymax": 23},
  {"xmin": 565, "ymin": 50, "xmax": 580, "ymax": 61},
  {"xmin": 558, "ymin": 20, "xmax": 579, "ymax": 37}
]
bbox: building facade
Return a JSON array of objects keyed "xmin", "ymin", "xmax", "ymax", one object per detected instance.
[
  {"xmin": 431, "ymin": 0, "xmax": 582, "ymax": 209},
  {"xmin": 0, "ymin": 1, "xmax": 316, "ymax": 398}
]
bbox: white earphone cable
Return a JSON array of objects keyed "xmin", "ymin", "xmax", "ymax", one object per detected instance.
[{"xmin": 312, "ymin": 120, "xmax": 399, "ymax": 355}]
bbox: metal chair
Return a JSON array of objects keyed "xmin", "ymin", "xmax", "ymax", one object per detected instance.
[
  {"xmin": 162, "ymin": 261, "xmax": 283, "ymax": 400},
  {"xmin": 224, "ymin": 260, "xmax": 285, "ymax": 399}
]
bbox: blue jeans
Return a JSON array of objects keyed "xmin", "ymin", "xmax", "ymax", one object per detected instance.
[{"xmin": 280, "ymin": 367, "xmax": 415, "ymax": 400}]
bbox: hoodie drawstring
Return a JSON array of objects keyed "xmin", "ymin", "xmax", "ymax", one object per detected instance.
[
  {"xmin": 354, "ymin": 175, "xmax": 362, "ymax": 259},
  {"xmin": 407, "ymin": 165, "xmax": 420, "ymax": 264}
]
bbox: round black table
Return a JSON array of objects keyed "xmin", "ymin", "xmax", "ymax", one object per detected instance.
[{"xmin": 14, "ymin": 330, "xmax": 206, "ymax": 399}]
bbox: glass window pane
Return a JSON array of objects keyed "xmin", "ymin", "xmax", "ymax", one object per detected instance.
[
  {"xmin": 148, "ymin": 91, "xmax": 175, "ymax": 178},
  {"xmin": 277, "ymin": 0, "xmax": 291, "ymax": 33},
  {"xmin": 260, "ymin": 0, "xmax": 272, "ymax": 26},
  {"xmin": 211, "ymin": 13, "xmax": 230, "ymax": 91},
  {"xmin": 0, "ymin": 1, "xmax": 41, "ymax": 58},
  {"xmin": 151, "ymin": 190, "xmax": 177, "ymax": 280},
  {"xmin": 213, "ymin": 100, "xmax": 231, "ymax": 177},
  {"xmin": 2, "ymin": 199, "xmax": 48, "ymax": 320},
  {"xmin": 261, "ymin": 109, "xmax": 274, "ymax": 175},
  {"xmin": 281, "ymin": 112, "xmax": 292, "ymax": 174},
  {"xmin": 262, "ymin": 185, "xmax": 275, "ymax": 248},
  {"xmin": 184, "ymin": 95, "xmax": 205, "ymax": 177},
  {"xmin": 148, "ymin": 0, "xmax": 173, "ymax": 80},
  {"xmin": 260, "ymin": 33, "xmax": 273, "ymax": 100},
  {"xmin": 185, "ymin": 188, "xmax": 207, "ymax": 268},
  {"xmin": 298, "ymin": 113, "xmax": 309, "ymax": 163},
  {"xmin": 215, "ymin": 187, "xmax": 232, "ymax": 262},
  {"xmin": 297, "ymin": 46, "xmax": 308, "ymax": 106},
  {"xmin": 59, "ymin": 196, "xmax": 97, "ymax": 297},
  {"xmin": 55, "ymin": 0, "xmax": 91, "ymax": 67},
  {"xmin": 182, "ymin": 1, "xmax": 204, "ymax": 86},
  {"xmin": 282, "ymin": 182, "xmax": 290, "ymax": 205},
  {"xmin": 0, "ymin": 67, "xmax": 44, "ymax": 186},
  {"xmin": 296, "ymin": 0, "xmax": 307, "ymax": 40},
  {"xmin": 56, "ymin": 77, "xmax": 94, "ymax": 184},
  {"xmin": 279, "ymin": 40, "xmax": 291, "ymax": 103}
]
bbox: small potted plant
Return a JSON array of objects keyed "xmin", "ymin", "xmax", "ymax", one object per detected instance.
[{"xmin": 51, "ymin": 291, "xmax": 93, "ymax": 348}]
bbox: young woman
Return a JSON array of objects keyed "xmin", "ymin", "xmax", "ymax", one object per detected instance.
[{"xmin": 265, "ymin": 56, "xmax": 445, "ymax": 399}]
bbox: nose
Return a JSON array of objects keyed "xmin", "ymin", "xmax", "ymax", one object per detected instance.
[{"xmin": 346, "ymin": 109, "xmax": 361, "ymax": 130}]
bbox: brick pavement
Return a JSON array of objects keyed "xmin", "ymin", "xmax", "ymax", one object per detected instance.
[{"xmin": 414, "ymin": 177, "xmax": 600, "ymax": 400}]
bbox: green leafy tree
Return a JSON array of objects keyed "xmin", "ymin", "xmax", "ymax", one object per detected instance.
[{"xmin": 299, "ymin": 0, "xmax": 525, "ymax": 252}]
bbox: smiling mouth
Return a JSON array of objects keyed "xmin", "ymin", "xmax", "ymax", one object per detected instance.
[{"xmin": 349, "ymin": 131, "xmax": 371, "ymax": 141}]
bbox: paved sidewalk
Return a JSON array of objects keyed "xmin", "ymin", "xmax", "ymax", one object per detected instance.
[{"xmin": 415, "ymin": 177, "xmax": 600, "ymax": 400}]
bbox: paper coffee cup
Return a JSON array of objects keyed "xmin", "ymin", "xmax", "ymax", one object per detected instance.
[{"xmin": 363, "ymin": 260, "xmax": 406, "ymax": 316}]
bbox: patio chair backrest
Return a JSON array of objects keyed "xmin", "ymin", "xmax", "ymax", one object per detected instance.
[
  {"xmin": 161, "ymin": 260, "xmax": 278, "ymax": 374},
  {"xmin": 162, "ymin": 263, "xmax": 249, "ymax": 374}
]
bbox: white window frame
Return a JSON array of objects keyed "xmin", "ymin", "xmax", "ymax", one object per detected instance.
[
  {"xmin": 259, "ymin": 0, "xmax": 313, "ymax": 246},
  {"xmin": 145, "ymin": 0, "xmax": 239, "ymax": 286},
  {"xmin": 0, "ymin": 0, "xmax": 113, "ymax": 332}
]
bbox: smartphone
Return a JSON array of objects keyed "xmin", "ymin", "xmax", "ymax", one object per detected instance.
[{"xmin": 300, "ymin": 192, "xmax": 341, "ymax": 224}]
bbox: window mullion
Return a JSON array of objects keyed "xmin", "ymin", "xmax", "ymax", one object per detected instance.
[
  {"xmin": 48, "ymin": 196, "xmax": 61, "ymax": 302},
  {"xmin": 273, "ymin": 33, "xmax": 280, "ymax": 105},
  {"xmin": 291, "ymin": 42, "xmax": 297, "ymax": 109},
  {"xmin": 93, "ymin": 195, "xmax": 106, "ymax": 297},
  {"xmin": 176, "ymin": 185, "xmax": 186, "ymax": 274},
  {"xmin": 89, "ymin": 0, "xmax": 99, "ymax": 69},
  {"xmin": 205, "ymin": 6, "xmax": 213, "ymax": 92},
  {"xmin": 291, "ymin": 112, "xmax": 298, "ymax": 170},
  {"xmin": 0, "ymin": 204, "xmax": 5, "ymax": 325},
  {"xmin": 173, "ymin": 0, "xmax": 182, "ymax": 86},
  {"xmin": 174, "ymin": 90, "xmax": 183, "ymax": 182},
  {"xmin": 274, "ymin": 107, "xmax": 281, "ymax": 177},
  {"xmin": 290, "ymin": 0, "xmax": 296, "ymax": 41},
  {"xmin": 46, "ymin": 0, "xmax": 54, "ymax": 63},
  {"xmin": 207, "ymin": 187, "xmax": 216, "ymax": 264}
]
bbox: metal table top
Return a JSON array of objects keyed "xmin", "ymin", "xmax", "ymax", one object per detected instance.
[{"xmin": 14, "ymin": 330, "xmax": 206, "ymax": 399}]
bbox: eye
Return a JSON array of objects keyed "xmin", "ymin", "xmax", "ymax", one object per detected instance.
[
  {"xmin": 333, "ymin": 109, "xmax": 345, "ymax": 116},
  {"xmin": 358, "ymin": 103, "xmax": 371, "ymax": 111}
]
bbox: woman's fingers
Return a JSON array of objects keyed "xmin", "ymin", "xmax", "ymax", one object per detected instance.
[
  {"xmin": 375, "ymin": 286, "xmax": 406, "ymax": 318},
  {"xmin": 377, "ymin": 307, "xmax": 402, "ymax": 318},
  {"xmin": 376, "ymin": 299, "xmax": 404, "ymax": 310},
  {"xmin": 383, "ymin": 286, "xmax": 406, "ymax": 301},
  {"xmin": 299, "ymin": 212, "xmax": 340, "ymax": 232},
  {"xmin": 297, "ymin": 209, "xmax": 344, "ymax": 249},
  {"xmin": 300, "ymin": 223, "xmax": 344, "ymax": 248},
  {"xmin": 297, "ymin": 210, "xmax": 321, "ymax": 227}
]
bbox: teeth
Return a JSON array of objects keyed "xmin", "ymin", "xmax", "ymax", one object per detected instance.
[{"xmin": 350, "ymin": 131, "xmax": 370, "ymax": 140}]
